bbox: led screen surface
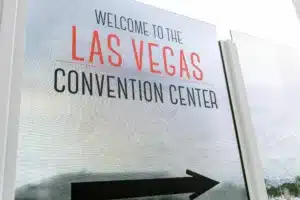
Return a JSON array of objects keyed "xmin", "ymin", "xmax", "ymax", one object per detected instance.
[{"xmin": 14, "ymin": 1, "xmax": 249, "ymax": 200}]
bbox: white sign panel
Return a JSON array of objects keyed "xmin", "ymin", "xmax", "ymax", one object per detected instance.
[{"xmin": 14, "ymin": 0, "xmax": 249, "ymax": 199}]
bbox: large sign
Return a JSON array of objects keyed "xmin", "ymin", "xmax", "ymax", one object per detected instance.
[{"xmin": 14, "ymin": 0, "xmax": 249, "ymax": 199}]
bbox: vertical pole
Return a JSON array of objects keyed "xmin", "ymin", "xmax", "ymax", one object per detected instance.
[
  {"xmin": 293, "ymin": 0, "xmax": 300, "ymax": 21},
  {"xmin": 0, "ymin": 0, "xmax": 19, "ymax": 197},
  {"xmin": 0, "ymin": 0, "xmax": 26, "ymax": 199},
  {"xmin": 219, "ymin": 40, "xmax": 268, "ymax": 200}
]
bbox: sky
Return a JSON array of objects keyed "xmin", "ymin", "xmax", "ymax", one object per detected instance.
[{"xmin": 137, "ymin": 0, "xmax": 300, "ymax": 45}]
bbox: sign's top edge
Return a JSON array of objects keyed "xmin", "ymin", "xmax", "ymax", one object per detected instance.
[{"xmin": 135, "ymin": 0, "xmax": 217, "ymax": 28}]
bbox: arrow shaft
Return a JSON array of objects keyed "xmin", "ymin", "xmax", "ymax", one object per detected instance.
[{"xmin": 72, "ymin": 177, "xmax": 214, "ymax": 200}]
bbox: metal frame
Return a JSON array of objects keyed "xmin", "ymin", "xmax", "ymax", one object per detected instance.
[
  {"xmin": 0, "ymin": 2, "xmax": 268, "ymax": 200},
  {"xmin": 219, "ymin": 40, "xmax": 268, "ymax": 200},
  {"xmin": 0, "ymin": 0, "xmax": 20, "ymax": 196},
  {"xmin": 0, "ymin": 0, "xmax": 27, "ymax": 199}
]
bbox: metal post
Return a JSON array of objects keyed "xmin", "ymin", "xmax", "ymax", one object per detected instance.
[
  {"xmin": 219, "ymin": 40, "xmax": 269, "ymax": 200},
  {"xmin": 0, "ymin": 0, "xmax": 27, "ymax": 199}
]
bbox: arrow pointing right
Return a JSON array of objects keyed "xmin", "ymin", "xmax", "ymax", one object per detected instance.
[{"xmin": 71, "ymin": 169, "xmax": 219, "ymax": 200}]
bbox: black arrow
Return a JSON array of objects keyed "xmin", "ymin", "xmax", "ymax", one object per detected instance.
[{"xmin": 71, "ymin": 169, "xmax": 219, "ymax": 200}]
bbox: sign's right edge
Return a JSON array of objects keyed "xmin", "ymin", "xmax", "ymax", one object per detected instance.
[{"xmin": 218, "ymin": 40, "xmax": 268, "ymax": 200}]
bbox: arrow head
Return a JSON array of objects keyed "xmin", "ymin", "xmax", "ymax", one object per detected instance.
[{"xmin": 186, "ymin": 169, "xmax": 219, "ymax": 200}]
